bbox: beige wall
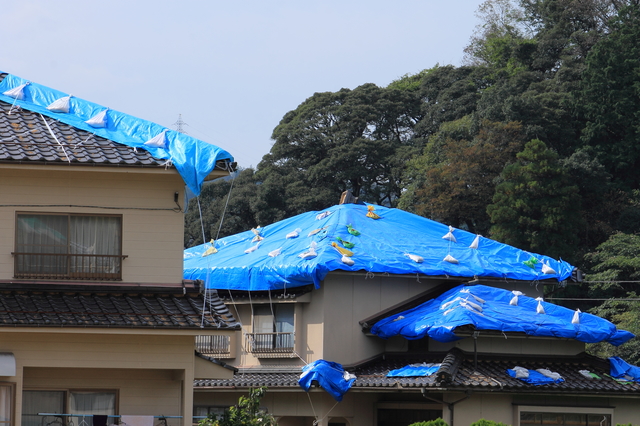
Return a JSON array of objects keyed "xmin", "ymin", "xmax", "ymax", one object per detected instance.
[
  {"xmin": 0, "ymin": 330, "xmax": 203, "ymax": 426},
  {"xmin": 0, "ymin": 166, "xmax": 186, "ymax": 284}
]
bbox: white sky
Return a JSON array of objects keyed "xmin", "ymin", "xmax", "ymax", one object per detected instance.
[{"xmin": 1, "ymin": 1, "xmax": 485, "ymax": 169}]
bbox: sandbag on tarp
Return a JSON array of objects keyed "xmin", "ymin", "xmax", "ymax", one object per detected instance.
[
  {"xmin": 609, "ymin": 357, "xmax": 640, "ymax": 381},
  {"xmin": 298, "ymin": 360, "xmax": 356, "ymax": 401},
  {"xmin": 370, "ymin": 284, "xmax": 634, "ymax": 346},
  {"xmin": 184, "ymin": 203, "xmax": 575, "ymax": 291},
  {"xmin": 387, "ymin": 363, "xmax": 440, "ymax": 377},
  {"xmin": 0, "ymin": 73, "xmax": 233, "ymax": 195}
]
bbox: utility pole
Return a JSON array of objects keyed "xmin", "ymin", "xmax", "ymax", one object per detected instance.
[{"xmin": 173, "ymin": 114, "xmax": 188, "ymax": 134}]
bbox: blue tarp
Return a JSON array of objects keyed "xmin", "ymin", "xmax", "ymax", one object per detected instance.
[
  {"xmin": 370, "ymin": 284, "xmax": 634, "ymax": 346},
  {"xmin": 387, "ymin": 363, "xmax": 440, "ymax": 377},
  {"xmin": 609, "ymin": 357, "xmax": 640, "ymax": 381},
  {"xmin": 298, "ymin": 360, "xmax": 356, "ymax": 401},
  {"xmin": 0, "ymin": 73, "xmax": 233, "ymax": 195},
  {"xmin": 507, "ymin": 369, "xmax": 564, "ymax": 386},
  {"xmin": 184, "ymin": 203, "xmax": 575, "ymax": 291}
]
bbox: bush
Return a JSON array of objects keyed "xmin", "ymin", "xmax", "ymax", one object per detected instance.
[
  {"xmin": 198, "ymin": 387, "xmax": 277, "ymax": 426},
  {"xmin": 469, "ymin": 420, "xmax": 510, "ymax": 426},
  {"xmin": 408, "ymin": 419, "xmax": 448, "ymax": 426}
]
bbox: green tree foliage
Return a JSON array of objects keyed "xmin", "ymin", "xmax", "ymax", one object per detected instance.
[
  {"xmin": 402, "ymin": 120, "xmax": 526, "ymax": 234},
  {"xmin": 487, "ymin": 139, "xmax": 583, "ymax": 259},
  {"xmin": 198, "ymin": 387, "xmax": 277, "ymax": 426},
  {"xmin": 577, "ymin": 3, "xmax": 640, "ymax": 188},
  {"xmin": 408, "ymin": 419, "xmax": 449, "ymax": 426},
  {"xmin": 470, "ymin": 419, "xmax": 511, "ymax": 426},
  {"xmin": 256, "ymin": 82, "xmax": 422, "ymax": 222}
]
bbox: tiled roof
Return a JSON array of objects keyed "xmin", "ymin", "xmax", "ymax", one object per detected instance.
[
  {"xmin": 0, "ymin": 72, "xmax": 169, "ymax": 168},
  {"xmin": 194, "ymin": 349, "xmax": 640, "ymax": 395},
  {"xmin": 0, "ymin": 99, "xmax": 165, "ymax": 167},
  {"xmin": 0, "ymin": 289, "xmax": 240, "ymax": 330}
]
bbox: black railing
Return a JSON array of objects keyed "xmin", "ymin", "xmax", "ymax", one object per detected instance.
[
  {"xmin": 12, "ymin": 252, "xmax": 127, "ymax": 280},
  {"xmin": 246, "ymin": 332, "xmax": 295, "ymax": 354},
  {"xmin": 195, "ymin": 335, "xmax": 231, "ymax": 356}
]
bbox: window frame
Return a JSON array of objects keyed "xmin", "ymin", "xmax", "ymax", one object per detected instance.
[
  {"xmin": 13, "ymin": 212, "xmax": 125, "ymax": 280},
  {"xmin": 0, "ymin": 382, "xmax": 15, "ymax": 426},
  {"xmin": 247, "ymin": 303, "xmax": 296, "ymax": 358},
  {"xmin": 515, "ymin": 405, "xmax": 614, "ymax": 426}
]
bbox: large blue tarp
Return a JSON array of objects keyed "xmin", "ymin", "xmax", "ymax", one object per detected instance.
[
  {"xmin": 184, "ymin": 203, "xmax": 575, "ymax": 291},
  {"xmin": 0, "ymin": 73, "xmax": 233, "ymax": 195},
  {"xmin": 370, "ymin": 284, "xmax": 634, "ymax": 346},
  {"xmin": 609, "ymin": 357, "xmax": 640, "ymax": 381},
  {"xmin": 298, "ymin": 359, "xmax": 356, "ymax": 401}
]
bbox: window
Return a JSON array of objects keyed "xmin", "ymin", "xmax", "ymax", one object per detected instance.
[
  {"xmin": 0, "ymin": 383, "xmax": 14, "ymax": 426},
  {"xmin": 22, "ymin": 390, "xmax": 116, "ymax": 426},
  {"xmin": 14, "ymin": 213, "xmax": 124, "ymax": 280},
  {"xmin": 247, "ymin": 304, "xmax": 295, "ymax": 356},
  {"xmin": 516, "ymin": 406, "xmax": 613, "ymax": 426}
]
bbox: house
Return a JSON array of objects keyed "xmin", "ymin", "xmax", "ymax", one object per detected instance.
[
  {"xmin": 185, "ymin": 202, "xmax": 640, "ymax": 426},
  {"xmin": 0, "ymin": 71, "xmax": 240, "ymax": 426}
]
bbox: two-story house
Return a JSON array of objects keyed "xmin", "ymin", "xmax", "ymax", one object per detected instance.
[
  {"xmin": 0, "ymin": 72, "xmax": 240, "ymax": 426},
  {"xmin": 185, "ymin": 202, "xmax": 640, "ymax": 426}
]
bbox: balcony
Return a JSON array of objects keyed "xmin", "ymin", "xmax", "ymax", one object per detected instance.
[
  {"xmin": 195, "ymin": 335, "xmax": 232, "ymax": 358},
  {"xmin": 245, "ymin": 332, "xmax": 295, "ymax": 358},
  {"xmin": 12, "ymin": 252, "xmax": 127, "ymax": 280}
]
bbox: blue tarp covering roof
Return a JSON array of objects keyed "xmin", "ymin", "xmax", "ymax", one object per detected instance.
[
  {"xmin": 370, "ymin": 284, "xmax": 634, "ymax": 346},
  {"xmin": 0, "ymin": 73, "xmax": 233, "ymax": 195},
  {"xmin": 298, "ymin": 359, "xmax": 356, "ymax": 401},
  {"xmin": 184, "ymin": 203, "xmax": 575, "ymax": 291},
  {"xmin": 609, "ymin": 357, "xmax": 640, "ymax": 381},
  {"xmin": 387, "ymin": 363, "xmax": 440, "ymax": 377}
]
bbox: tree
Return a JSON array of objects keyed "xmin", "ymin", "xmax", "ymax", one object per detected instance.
[
  {"xmin": 577, "ymin": 3, "xmax": 640, "ymax": 188},
  {"xmin": 403, "ymin": 120, "xmax": 526, "ymax": 234},
  {"xmin": 256, "ymin": 82, "xmax": 422, "ymax": 220},
  {"xmin": 198, "ymin": 387, "xmax": 277, "ymax": 426},
  {"xmin": 487, "ymin": 139, "xmax": 583, "ymax": 260}
]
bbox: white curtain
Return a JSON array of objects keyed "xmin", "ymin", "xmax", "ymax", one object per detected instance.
[
  {"xmin": 69, "ymin": 391, "xmax": 116, "ymax": 426},
  {"xmin": 0, "ymin": 385, "xmax": 11, "ymax": 423},
  {"xmin": 69, "ymin": 216, "xmax": 121, "ymax": 274},
  {"xmin": 21, "ymin": 391, "xmax": 64, "ymax": 426}
]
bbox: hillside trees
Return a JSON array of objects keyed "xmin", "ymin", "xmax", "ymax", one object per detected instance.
[{"xmin": 487, "ymin": 139, "xmax": 583, "ymax": 260}]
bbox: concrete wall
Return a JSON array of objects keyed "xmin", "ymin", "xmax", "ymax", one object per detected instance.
[{"xmin": 0, "ymin": 166, "xmax": 186, "ymax": 284}]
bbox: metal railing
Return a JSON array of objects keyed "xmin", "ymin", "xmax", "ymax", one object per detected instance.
[
  {"xmin": 195, "ymin": 335, "xmax": 231, "ymax": 356},
  {"xmin": 12, "ymin": 252, "xmax": 127, "ymax": 280},
  {"xmin": 245, "ymin": 332, "xmax": 295, "ymax": 354}
]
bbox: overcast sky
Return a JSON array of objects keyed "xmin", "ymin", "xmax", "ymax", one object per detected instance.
[{"xmin": 1, "ymin": 1, "xmax": 485, "ymax": 169}]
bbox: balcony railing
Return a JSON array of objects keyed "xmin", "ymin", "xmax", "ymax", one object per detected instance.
[
  {"xmin": 195, "ymin": 335, "xmax": 232, "ymax": 357},
  {"xmin": 245, "ymin": 332, "xmax": 295, "ymax": 357},
  {"xmin": 12, "ymin": 252, "xmax": 127, "ymax": 280}
]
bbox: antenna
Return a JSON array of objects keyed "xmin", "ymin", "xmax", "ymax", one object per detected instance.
[{"xmin": 173, "ymin": 114, "xmax": 188, "ymax": 134}]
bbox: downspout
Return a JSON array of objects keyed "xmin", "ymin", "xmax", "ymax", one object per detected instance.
[{"xmin": 421, "ymin": 389, "xmax": 472, "ymax": 426}]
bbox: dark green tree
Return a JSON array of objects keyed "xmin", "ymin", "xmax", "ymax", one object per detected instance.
[
  {"xmin": 577, "ymin": 3, "xmax": 640, "ymax": 188},
  {"xmin": 401, "ymin": 120, "xmax": 526, "ymax": 234},
  {"xmin": 255, "ymin": 82, "xmax": 422, "ymax": 223},
  {"xmin": 487, "ymin": 139, "xmax": 582, "ymax": 260}
]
